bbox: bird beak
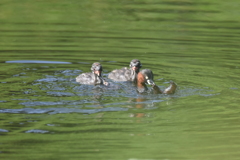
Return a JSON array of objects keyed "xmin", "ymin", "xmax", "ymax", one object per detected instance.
[
  {"xmin": 132, "ymin": 66, "xmax": 138, "ymax": 71},
  {"xmin": 145, "ymin": 76, "xmax": 155, "ymax": 85},
  {"xmin": 94, "ymin": 70, "xmax": 101, "ymax": 76}
]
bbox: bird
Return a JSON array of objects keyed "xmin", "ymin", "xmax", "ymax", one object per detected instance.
[
  {"xmin": 136, "ymin": 69, "xmax": 177, "ymax": 94},
  {"xmin": 76, "ymin": 62, "xmax": 108, "ymax": 85},
  {"xmin": 108, "ymin": 59, "xmax": 142, "ymax": 83}
]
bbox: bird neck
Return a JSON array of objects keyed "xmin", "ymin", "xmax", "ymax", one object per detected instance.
[
  {"xmin": 93, "ymin": 73, "xmax": 103, "ymax": 85},
  {"xmin": 137, "ymin": 73, "xmax": 148, "ymax": 92}
]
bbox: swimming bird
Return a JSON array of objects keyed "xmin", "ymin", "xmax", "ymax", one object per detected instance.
[
  {"xmin": 108, "ymin": 59, "xmax": 142, "ymax": 83},
  {"xmin": 76, "ymin": 62, "xmax": 107, "ymax": 85},
  {"xmin": 136, "ymin": 69, "xmax": 177, "ymax": 94}
]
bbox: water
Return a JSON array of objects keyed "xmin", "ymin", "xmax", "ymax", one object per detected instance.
[{"xmin": 1, "ymin": 0, "xmax": 240, "ymax": 160}]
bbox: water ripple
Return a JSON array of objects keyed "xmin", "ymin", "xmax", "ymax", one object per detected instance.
[
  {"xmin": 25, "ymin": 129, "xmax": 49, "ymax": 134},
  {"xmin": 5, "ymin": 60, "xmax": 71, "ymax": 64},
  {"xmin": 0, "ymin": 129, "xmax": 9, "ymax": 132},
  {"xmin": 0, "ymin": 107, "xmax": 128, "ymax": 115}
]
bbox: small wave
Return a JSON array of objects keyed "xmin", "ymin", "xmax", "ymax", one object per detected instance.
[
  {"xmin": 0, "ymin": 129, "xmax": 9, "ymax": 132},
  {"xmin": 0, "ymin": 107, "xmax": 128, "ymax": 115},
  {"xmin": 25, "ymin": 129, "xmax": 49, "ymax": 134},
  {"xmin": 5, "ymin": 60, "xmax": 71, "ymax": 64}
]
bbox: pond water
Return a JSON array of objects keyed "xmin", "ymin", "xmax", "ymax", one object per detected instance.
[{"xmin": 1, "ymin": 0, "xmax": 240, "ymax": 160}]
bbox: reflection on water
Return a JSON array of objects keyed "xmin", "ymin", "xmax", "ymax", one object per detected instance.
[
  {"xmin": 1, "ymin": 0, "xmax": 240, "ymax": 160},
  {"xmin": 0, "ymin": 61, "xmax": 212, "ymax": 115},
  {"xmin": 5, "ymin": 60, "xmax": 72, "ymax": 64}
]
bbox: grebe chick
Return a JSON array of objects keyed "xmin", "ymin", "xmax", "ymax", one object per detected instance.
[
  {"xmin": 108, "ymin": 59, "xmax": 142, "ymax": 82},
  {"xmin": 76, "ymin": 62, "xmax": 108, "ymax": 85},
  {"xmin": 137, "ymin": 69, "xmax": 177, "ymax": 94}
]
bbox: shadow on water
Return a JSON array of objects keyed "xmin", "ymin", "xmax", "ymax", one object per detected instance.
[{"xmin": 0, "ymin": 60, "xmax": 216, "ymax": 115}]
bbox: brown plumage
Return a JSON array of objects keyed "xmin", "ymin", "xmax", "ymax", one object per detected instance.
[{"xmin": 136, "ymin": 69, "xmax": 177, "ymax": 94}]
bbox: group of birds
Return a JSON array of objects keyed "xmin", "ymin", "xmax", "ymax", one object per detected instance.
[{"xmin": 76, "ymin": 59, "xmax": 177, "ymax": 94}]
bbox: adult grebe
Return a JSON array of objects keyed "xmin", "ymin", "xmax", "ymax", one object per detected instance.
[
  {"xmin": 76, "ymin": 62, "xmax": 107, "ymax": 85},
  {"xmin": 108, "ymin": 59, "xmax": 142, "ymax": 82},
  {"xmin": 137, "ymin": 69, "xmax": 177, "ymax": 94}
]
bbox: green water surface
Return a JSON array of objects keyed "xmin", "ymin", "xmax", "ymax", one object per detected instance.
[{"xmin": 0, "ymin": 0, "xmax": 240, "ymax": 160}]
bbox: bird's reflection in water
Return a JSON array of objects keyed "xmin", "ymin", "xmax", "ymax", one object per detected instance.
[
  {"xmin": 128, "ymin": 95, "xmax": 176, "ymax": 121},
  {"xmin": 76, "ymin": 78, "xmax": 176, "ymax": 124},
  {"xmin": 128, "ymin": 97, "xmax": 149, "ymax": 119},
  {"xmin": 90, "ymin": 85, "xmax": 105, "ymax": 108}
]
